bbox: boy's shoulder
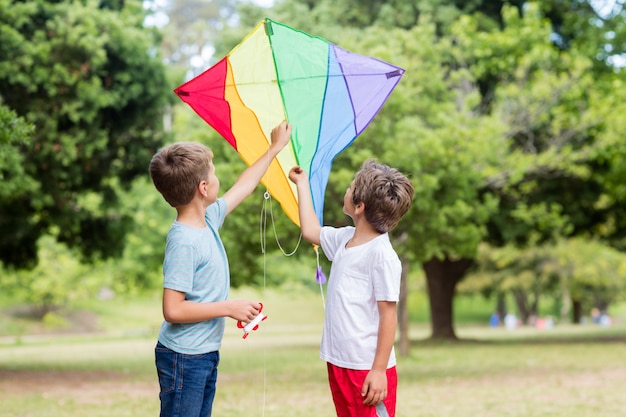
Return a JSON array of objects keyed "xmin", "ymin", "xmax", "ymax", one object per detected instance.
[{"xmin": 321, "ymin": 225, "xmax": 355, "ymax": 240}]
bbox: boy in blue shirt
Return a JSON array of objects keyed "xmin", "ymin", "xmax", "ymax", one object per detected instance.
[{"xmin": 149, "ymin": 121, "xmax": 291, "ymax": 417}]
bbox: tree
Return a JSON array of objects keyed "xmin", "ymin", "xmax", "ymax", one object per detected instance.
[
  {"xmin": 0, "ymin": 236, "xmax": 94, "ymax": 319},
  {"xmin": 271, "ymin": 0, "xmax": 626, "ymax": 341},
  {"xmin": 158, "ymin": 0, "xmax": 625, "ymax": 341},
  {"xmin": 270, "ymin": 2, "xmax": 503, "ymax": 341},
  {"xmin": 0, "ymin": 106, "xmax": 36, "ymax": 204},
  {"xmin": 466, "ymin": 238, "xmax": 626, "ymax": 324},
  {"xmin": 451, "ymin": 4, "xmax": 626, "ymax": 326},
  {"xmin": 0, "ymin": 0, "xmax": 168, "ymax": 268}
]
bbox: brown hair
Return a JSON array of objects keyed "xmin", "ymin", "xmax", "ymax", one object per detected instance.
[
  {"xmin": 352, "ymin": 159, "xmax": 414, "ymax": 233},
  {"xmin": 149, "ymin": 142, "xmax": 214, "ymax": 207}
]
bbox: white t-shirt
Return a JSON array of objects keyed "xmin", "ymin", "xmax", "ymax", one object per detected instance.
[{"xmin": 319, "ymin": 226, "xmax": 401, "ymax": 370}]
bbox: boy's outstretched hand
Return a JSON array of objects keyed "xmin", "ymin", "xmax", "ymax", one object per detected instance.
[
  {"xmin": 270, "ymin": 121, "xmax": 292, "ymax": 152},
  {"xmin": 288, "ymin": 165, "xmax": 321, "ymax": 245},
  {"xmin": 289, "ymin": 166, "xmax": 308, "ymax": 185}
]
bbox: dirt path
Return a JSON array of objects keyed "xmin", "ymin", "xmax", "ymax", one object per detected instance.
[{"xmin": 0, "ymin": 369, "xmax": 156, "ymax": 405}]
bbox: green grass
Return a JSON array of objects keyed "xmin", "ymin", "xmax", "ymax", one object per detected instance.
[{"xmin": 1, "ymin": 288, "xmax": 625, "ymax": 417}]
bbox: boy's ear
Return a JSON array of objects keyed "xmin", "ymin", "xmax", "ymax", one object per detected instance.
[
  {"xmin": 199, "ymin": 180, "xmax": 208, "ymax": 197},
  {"xmin": 354, "ymin": 202, "xmax": 365, "ymax": 215}
]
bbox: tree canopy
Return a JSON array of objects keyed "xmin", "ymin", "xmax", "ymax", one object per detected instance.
[
  {"xmin": 2, "ymin": 0, "xmax": 625, "ymax": 340},
  {"xmin": 268, "ymin": 0, "xmax": 626, "ymax": 338},
  {"xmin": 0, "ymin": 0, "xmax": 169, "ymax": 268}
]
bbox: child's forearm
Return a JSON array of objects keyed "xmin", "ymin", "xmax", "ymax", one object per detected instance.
[
  {"xmin": 295, "ymin": 179, "xmax": 321, "ymax": 245},
  {"xmin": 372, "ymin": 301, "xmax": 397, "ymax": 371},
  {"xmin": 222, "ymin": 146, "xmax": 281, "ymax": 214},
  {"xmin": 163, "ymin": 297, "xmax": 230, "ymax": 324},
  {"xmin": 361, "ymin": 301, "xmax": 397, "ymax": 406},
  {"xmin": 240, "ymin": 120, "xmax": 290, "ymax": 187},
  {"xmin": 162, "ymin": 289, "xmax": 260, "ymax": 324},
  {"xmin": 239, "ymin": 146, "xmax": 280, "ymax": 188},
  {"xmin": 223, "ymin": 122, "xmax": 290, "ymax": 214}
]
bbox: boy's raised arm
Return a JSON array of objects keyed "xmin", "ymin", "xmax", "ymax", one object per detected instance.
[
  {"xmin": 288, "ymin": 166, "xmax": 321, "ymax": 245},
  {"xmin": 223, "ymin": 121, "xmax": 291, "ymax": 215}
]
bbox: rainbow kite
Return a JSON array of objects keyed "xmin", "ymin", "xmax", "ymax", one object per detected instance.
[{"xmin": 175, "ymin": 18, "xmax": 404, "ymax": 226}]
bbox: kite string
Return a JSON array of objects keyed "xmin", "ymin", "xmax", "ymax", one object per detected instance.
[
  {"xmin": 256, "ymin": 149, "xmax": 325, "ymax": 416},
  {"xmin": 267, "ymin": 192, "xmax": 301, "ymax": 256},
  {"xmin": 256, "ymin": 189, "xmax": 302, "ymax": 417},
  {"xmin": 260, "ymin": 195, "xmax": 268, "ymax": 417},
  {"xmin": 255, "ymin": 148, "xmax": 271, "ymax": 417},
  {"xmin": 260, "ymin": 190, "xmax": 325, "ymax": 312}
]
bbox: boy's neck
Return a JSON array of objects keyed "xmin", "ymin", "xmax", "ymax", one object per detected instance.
[
  {"xmin": 176, "ymin": 202, "xmax": 208, "ymax": 229},
  {"xmin": 346, "ymin": 221, "xmax": 382, "ymax": 248}
]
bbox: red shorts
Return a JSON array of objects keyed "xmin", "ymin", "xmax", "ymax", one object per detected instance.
[{"xmin": 327, "ymin": 362, "xmax": 397, "ymax": 417}]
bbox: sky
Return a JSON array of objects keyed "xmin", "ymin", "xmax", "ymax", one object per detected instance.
[
  {"xmin": 590, "ymin": 0, "xmax": 620, "ymax": 18},
  {"xmin": 252, "ymin": 0, "xmax": 274, "ymax": 7}
]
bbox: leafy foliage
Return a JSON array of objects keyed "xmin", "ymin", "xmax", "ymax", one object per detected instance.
[
  {"xmin": 3, "ymin": 0, "xmax": 626, "ymax": 328},
  {"xmin": 0, "ymin": 0, "xmax": 168, "ymax": 268},
  {"xmin": 271, "ymin": 0, "xmax": 626, "ymax": 336},
  {"xmin": 0, "ymin": 105, "xmax": 36, "ymax": 203},
  {"xmin": 465, "ymin": 239, "xmax": 626, "ymax": 320},
  {"xmin": 0, "ymin": 236, "xmax": 97, "ymax": 318}
]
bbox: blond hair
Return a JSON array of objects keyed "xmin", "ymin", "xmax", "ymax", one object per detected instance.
[
  {"xmin": 149, "ymin": 142, "xmax": 214, "ymax": 207},
  {"xmin": 352, "ymin": 159, "xmax": 414, "ymax": 233}
]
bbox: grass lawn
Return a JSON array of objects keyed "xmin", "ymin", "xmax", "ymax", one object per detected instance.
[{"xmin": 0, "ymin": 287, "xmax": 625, "ymax": 417}]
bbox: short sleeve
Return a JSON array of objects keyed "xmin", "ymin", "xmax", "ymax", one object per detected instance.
[
  {"xmin": 206, "ymin": 198, "xmax": 227, "ymax": 229},
  {"xmin": 163, "ymin": 240, "xmax": 195, "ymax": 293},
  {"xmin": 371, "ymin": 257, "xmax": 402, "ymax": 301},
  {"xmin": 320, "ymin": 226, "xmax": 354, "ymax": 261}
]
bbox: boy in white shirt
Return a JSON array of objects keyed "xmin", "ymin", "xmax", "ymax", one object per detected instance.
[{"xmin": 289, "ymin": 159, "xmax": 414, "ymax": 417}]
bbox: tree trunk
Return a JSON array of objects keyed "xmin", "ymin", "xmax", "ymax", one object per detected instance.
[
  {"xmin": 560, "ymin": 282, "xmax": 571, "ymax": 322},
  {"xmin": 530, "ymin": 290, "xmax": 539, "ymax": 320},
  {"xmin": 496, "ymin": 291, "xmax": 506, "ymax": 318},
  {"xmin": 572, "ymin": 299, "xmax": 583, "ymax": 324},
  {"xmin": 397, "ymin": 256, "xmax": 410, "ymax": 356},
  {"xmin": 423, "ymin": 256, "xmax": 474, "ymax": 340},
  {"xmin": 512, "ymin": 288, "xmax": 530, "ymax": 324}
]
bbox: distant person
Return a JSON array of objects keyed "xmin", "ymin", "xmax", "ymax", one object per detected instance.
[
  {"xmin": 489, "ymin": 312, "xmax": 500, "ymax": 328},
  {"xmin": 149, "ymin": 121, "xmax": 291, "ymax": 417},
  {"xmin": 599, "ymin": 312, "xmax": 612, "ymax": 327},
  {"xmin": 591, "ymin": 307, "xmax": 601, "ymax": 324},
  {"xmin": 289, "ymin": 159, "xmax": 414, "ymax": 417},
  {"xmin": 504, "ymin": 313, "xmax": 518, "ymax": 330}
]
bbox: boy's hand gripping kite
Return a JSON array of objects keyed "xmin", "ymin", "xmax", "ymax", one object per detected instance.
[{"xmin": 237, "ymin": 302, "xmax": 267, "ymax": 339}]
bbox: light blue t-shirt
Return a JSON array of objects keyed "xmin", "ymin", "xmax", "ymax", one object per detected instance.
[{"xmin": 158, "ymin": 198, "xmax": 229, "ymax": 354}]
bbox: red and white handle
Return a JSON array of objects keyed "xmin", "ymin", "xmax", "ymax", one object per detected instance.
[{"xmin": 237, "ymin": 302, "xmax": 267, "ymax": 339}]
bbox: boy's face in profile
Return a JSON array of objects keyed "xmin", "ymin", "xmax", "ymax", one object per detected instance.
[
  {"xmin": 343, "ymin": 180, "xmax": 356, "ymax": 219},
  {"xmin": 204, "ymin": 161, "xmax": 220, "ymax": 204}
]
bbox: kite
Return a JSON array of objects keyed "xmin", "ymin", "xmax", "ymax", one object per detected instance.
[{"xmin": 174, "ymin": 18, "xmax": 404, "ymax": 227}]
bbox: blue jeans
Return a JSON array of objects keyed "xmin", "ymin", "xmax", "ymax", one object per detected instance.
[{"xmin": 155, "ymin": 341, "xmax": 220, "ymax": 417}]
